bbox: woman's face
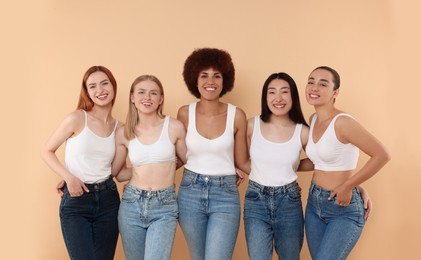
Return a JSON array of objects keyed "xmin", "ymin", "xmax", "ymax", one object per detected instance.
[
  {"xmin": 197, "ymin": 67, "xmax": 223, "ymax": 100},
  {"xmin": 131, "ymin": 80, "xmax": 163, "ymax": 115},
  {"xmin": 85, "ymin": 71, "xmax": 114, "ymax": 107},
  {"xmin": 305, "ymin": 69, "xmax": 338, "ymax": 106},
  {"xmin": 266, "ymin": 79, "xmax": 292, "ymax": 117}
]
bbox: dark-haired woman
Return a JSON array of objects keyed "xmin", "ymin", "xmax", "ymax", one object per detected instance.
[
  {"xmin": 41, "ymin": 66, "xmax": 121, "ymax": 260},
  {"xmin": 304, "ymin": 66, "xmax": 390, "ymax": 259},
  {"xmin": 177, "ymin": 48, "xmax": 248, "ymax": 260},
  {"xmin": 243, "ymin": 72, "xmax": 310, "ymax": 260}
]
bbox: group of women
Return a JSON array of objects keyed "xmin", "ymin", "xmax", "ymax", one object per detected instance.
[{"xmin": 41, "ymin": 48, "xmax": 390, "ymax": 260}]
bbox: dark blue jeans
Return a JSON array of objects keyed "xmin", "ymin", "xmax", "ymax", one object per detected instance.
[{"xmin": 59, "ymin": 177, "xmax": 120, "ymax": 260}]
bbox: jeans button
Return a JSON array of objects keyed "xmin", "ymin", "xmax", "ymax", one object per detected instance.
[{"xmin": 205, "ymin": 177, "xmax": 209, "ymax": 182}]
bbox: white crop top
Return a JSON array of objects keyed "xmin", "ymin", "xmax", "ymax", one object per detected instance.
[
  {"xmin": 306, "ymin": 113, "xmax": 359, "ymax": 171},
  {"xmin": 184, "ymin": 102, "xmax": 236, "ymax": 176},
  {"xmin": 128, "ymin": 116, "xmax": 175, "ymax": 167},
  {"xmin": 249, "ymin": 116, "xmax": 302, "ymax": 186},
  {"xmin": 65, "ymin": 110, "xmax": 118, "ymax": 184}
]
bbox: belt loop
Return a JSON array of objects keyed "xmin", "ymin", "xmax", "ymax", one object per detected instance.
[
  {"xmin": 220, "ymin": 176, "xmax": 224, "ymax": 187},
  {"xmin": 192, "ymin": 172, "xmax": 198, "ymax": 184}
]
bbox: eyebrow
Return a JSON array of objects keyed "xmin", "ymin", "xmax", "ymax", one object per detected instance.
[
  {"xmin": 87, "ymin": 79, "xmax": 109, "ymax": 86},
  {"xmin": 308, "ymin": 77, "xmax": 330, "ymax": 83}
]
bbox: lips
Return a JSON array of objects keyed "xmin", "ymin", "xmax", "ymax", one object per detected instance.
[
  {"xmin": 96, "ymin": 93, "xmax": 108, "ymax": 100},
  {"xmin": 273, "ymin": 103, "xmax": 286, "ymax": 108},
  {"xmin": 205, "ymin": 87, "xmax": 216, "ymax": 91}
]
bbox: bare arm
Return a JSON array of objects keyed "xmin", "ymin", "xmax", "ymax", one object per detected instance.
[
  {"xmin": 112, "ymin": 127, "xmax": 132, "ymax": 182},
  {"xmin": 40, "ymin": 110, "xmax": 89, "ymax": 196},
  {"xmin": 329, "ymin": 116, "xmax": 391, "ymax": 204},
  {"xmin": 234, "ymin": 107, "xmax": 249, "ymax": 185}
]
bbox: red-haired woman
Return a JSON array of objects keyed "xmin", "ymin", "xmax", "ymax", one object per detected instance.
[{"xmin": 41, "ymin": 66, "xmax": 121, "ymax": 260}]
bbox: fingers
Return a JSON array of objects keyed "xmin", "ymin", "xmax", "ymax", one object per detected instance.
[
  {"xmin": 81, "ymin": 183, "xmax": 90, "ymax": 193},
  {"xmin": 328, "ymin": 191, "xmax": 336, "ymax": 201}
]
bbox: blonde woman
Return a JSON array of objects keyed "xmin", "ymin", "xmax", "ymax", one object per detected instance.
[{"xmin": 112, "ymin": 75, "xmax": 187, "ymax": 260}]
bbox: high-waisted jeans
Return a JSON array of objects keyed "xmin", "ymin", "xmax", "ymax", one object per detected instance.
[
  {"xmin": 59, "ymin": 177, "xmax": 120, "ymax": 260},
  {"xmin": 118, "ymin": 184, "xmax": 178, "ymax": 260},
  {"xmin": 244, "ymin": 180, "xmax": 304, "ymax": 260},
  {"xmin": 305, "ymin": 182, "xmax": 365, "ymax": 260},
  {"xmin": 178, "ymin": 169, "xmax": 241, "ymax": 260}
]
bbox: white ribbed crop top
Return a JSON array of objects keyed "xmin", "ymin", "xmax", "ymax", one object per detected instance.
[
  {"xmin": 249, "ymin": 116, "xmax": 302, "ymax": 186},
  {"xmin": 306, "ymin": 113, "xmax": 359, "ymax": 171},
  {"xmin": 65, "ymin": 110, "xmax": 118, "ymax": 184},
  {"xmin": 184, "ymin": 102, "xmax": 236, "ymax": 176},
  {"xmin": 128, "ymin": 116, "xmax": 175, "ymax": 167}
]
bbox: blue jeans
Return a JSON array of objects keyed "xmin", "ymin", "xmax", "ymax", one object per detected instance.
[
  {"xmin": 118, "ymin": 184, "xmax": 178, "ymax": 260},
  {"xmin": 244, "ymin": 180, "xmax": 304, "ymax": 260},
  {"xmin": 305, "ymin": 182, "xmax": 365, "ymax": 260},
  {"xmin": 178, "ymin": 169, "xmax": 241, "ymax": 260},
  {"xmin": 59, "ymin": 177, "xmax": 120, "ymax": 260}
]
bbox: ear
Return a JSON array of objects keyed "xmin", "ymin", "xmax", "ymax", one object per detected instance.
[
  {"xmin": 159, "ymin": 95, "xmax": 164, "ymax": 105},
  {"xmin": 333, "ymin": 88, "xmax": 340, "ymax": 99},
  {"xmin": 130, "ymin": 94, "xmax": 135, "ymax": 104}
]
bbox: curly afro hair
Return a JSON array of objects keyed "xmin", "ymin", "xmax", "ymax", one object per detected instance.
[{"xmin": 183, "ymin": 48, "xmax": 235, "ymax": 98}]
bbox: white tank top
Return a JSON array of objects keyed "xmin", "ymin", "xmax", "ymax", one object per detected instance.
[
  {"xmin": 184, "ymin": 102, "xmax": 236, "ymax": 176},
  {"xmin": 65, "ymin": 110, "xmax": 118, "ymax": 184},
  {"xmin": 306, "ymin": 113, "xmax": 359, "ymax": 171},
  {"xmin": 249, "ymin": 116, "xmax": 302, "ymax": 186},
  {"xmin": 128, "ymin": 116, "xmax": 175, "ymax": 167}
]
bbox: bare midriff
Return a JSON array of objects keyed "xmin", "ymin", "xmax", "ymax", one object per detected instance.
[
  {"xmin": 129, "ymin": 161, "xmax": 176, "ymax": 191},
  {"xmin": 312, "ymin": 170, "xmax": 354, "ymax": 190}
]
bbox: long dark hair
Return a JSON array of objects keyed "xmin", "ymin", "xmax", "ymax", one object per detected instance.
[{"xmin": 260, "ymin": 72, "xmax": 308, "ymax": 126}]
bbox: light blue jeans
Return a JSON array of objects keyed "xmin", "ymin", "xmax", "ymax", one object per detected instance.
[
  {"xmin": 178, "ymin": 169, "xmax": 241, "ymax": 260},
  {"xmin": 305, "ymin": 182, "xmax": 365, "ymax": 260},
  {"xmin": 244, "ymin": 180, "xmax": 303, "ymax": 260},
  {"xmin": 118, "ymin": 184, "xmax": 178, "ymax": 260}
]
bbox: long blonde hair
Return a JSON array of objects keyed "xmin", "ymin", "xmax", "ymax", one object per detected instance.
[{"xmin": 124, "ymin": 75, "xmax": 165, "ymax": 139}]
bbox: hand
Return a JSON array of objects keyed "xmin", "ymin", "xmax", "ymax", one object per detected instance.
[
  {"xmin": 56, "ymin": 180, "xmax": 65, "ymax": 197},
  {"xmin": 235, "ymin": 168, "xmax": 245, "ymax": 186},
  {"xmin": 358, "ymin": 186, "xmax": 372, "ymax": 221},
  {"xmin": 65, "ymin": 175, "xmax": 89, "ymax": 197},
  {"xmin": 328, "ymin": 183, "xmax": 352, "ymax": 206}
]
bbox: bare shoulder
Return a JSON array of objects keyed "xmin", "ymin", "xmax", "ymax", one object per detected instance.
[
  {"xmin": 235, "ymin": 107, "xmax": 247, "ymax": 121},
  {"xmin": 169, "ymin": 116, "xmax": 186, "ymax": 132},
  {"xmin": 61, "ymin": 109, "xmax": 85, "ymax": 131},
  {"xmin": 115, "ymin": 125, "xmax": 128, "ymax": 145},
  {"xmin": 115, "ymin": 120, "xmax": 125, "ymax": 130},
  {"xmin": 308, "ymin": 113, "xmax": 316, "ymax": 123},
  {"xmin": 177, "ymin": 105, "xmax": 189, "ymax": 124},
  {"xmin": 335, "ymin": 113, "xmax": 359, "ymax": 129},
  {"xmin": 300, "ymin": 124, "xmax": 310, "ymax": 145}
]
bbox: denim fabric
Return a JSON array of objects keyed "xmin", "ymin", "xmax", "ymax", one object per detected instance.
[
  {"xmin": 59, "ymin": 177, "xmax": 120, "ymax": 260},
  {"xmin": 244, "ymin": 180, "xmax": 303, "ymax": 260},
  {"xmin": 305, "ymin": 182, "xmax": 365, "ymax": 260},
  {"xmin": 118, "ymin": 184, "xmax": 178, "ymax": 260},
  {"xmin": 178, "ymin": 169, "xmax": 241, "ymax": 260}
]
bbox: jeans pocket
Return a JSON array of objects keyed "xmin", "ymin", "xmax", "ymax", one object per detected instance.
[
  {"xmin": 161, "ymin": 191, "xmax": 177, "ymax": 205},
  {"xmin": 224, "ymin": 182, "xmax": 238, "ymax": 194},
  {"xmin": 121, "ymin": 189, "xmax": 137, "ymax": 203},
  {"xmin": 287, "ymin": 189, "xmax": 302, "ymax": 202},
  {"xmin": 179, "ymin": 176, "xmax": 193, "ymax": 189},
  {"xmin": 245, "ymin": 189, "xmax": 260, "ymax": 201}
]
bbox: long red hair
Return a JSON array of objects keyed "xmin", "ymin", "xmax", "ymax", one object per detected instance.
[{"xmin": 76, "ymin": 66, "xmax": 117, "ymax": 111}]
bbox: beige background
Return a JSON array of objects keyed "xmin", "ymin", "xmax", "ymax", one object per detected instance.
[{"xmin": 1, "ymin": 0, "xmax": 419, "ymax": 259}]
